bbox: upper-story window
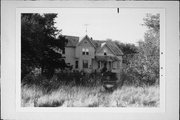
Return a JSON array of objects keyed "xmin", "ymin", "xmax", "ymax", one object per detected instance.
[
  {"xmin": 82, "ymin": 48, "xmax": 89, "ymax": 55},
  {"xmin": 86, "ymin": 49, "xmax": 89, "ymax": 55},
  {"xmin": 82, "ymin": 48, "xmax": 86, "ymax": 55},
  {"xmin": 104, "ymin": 49, "xmax": 107, "ymax": 55}
]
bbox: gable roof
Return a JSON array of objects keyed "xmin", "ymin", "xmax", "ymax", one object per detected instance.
[
  {"xmin": 106, "ymin": 40, "xmax": 124, "ymax": 56},
  {"xmin": 92, "ymin": 40, "xmax": 106, "ymax": 48},
  {"xmin": 96, "ymin": 40, "xmax": 123, "ymax": 56},
  {"xmin": 65, "ymin": 35, "xmax": 79, "ymax": 47},
  {"xmin": 77, "ymin": 35, "xmax": 96, "ymax": 48},
  {"xmin": 64, "ymin": 35, "xmax": 123, "ymax": 56}
]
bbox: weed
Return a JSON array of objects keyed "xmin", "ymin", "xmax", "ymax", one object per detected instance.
[{"xmin": 21, "ymin": 84, "xmax": 159, "ymax": 107}]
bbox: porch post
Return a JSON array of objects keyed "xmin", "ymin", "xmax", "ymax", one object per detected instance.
[
  {"xmin": 110, "ymin": 61, "xmax": 112, "ymax": 70},
  {"xmin": 109, "ymin": 61, "xmax": 112, "ymax": 70}
]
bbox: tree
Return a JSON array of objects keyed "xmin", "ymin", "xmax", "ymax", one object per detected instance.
[
  {"xmin": 136, "ymin": 13, "xmax": 160, "ymax": 85},
  {"xmin": 115, "ymin": 42, "xmax": 138, "ymax": 55},
  {"xmin": 115, "ymin": 41, "xmax": 138, "ymax": 64},
  {"xmin": 143, "ymin": 13, "xmax": 160, "ymax": 33},
  {"xmin": 21, "ymin": 13, "xmax": 67, "ymax": 79},
  {"xmin": 122, "ymin": 13, "xmax": 160, "ymax": 86}
]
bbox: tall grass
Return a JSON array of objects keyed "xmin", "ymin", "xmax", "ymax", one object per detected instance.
[{"xmin": 21, "ymin": 84, "xmax": 159, "ymax": 107}]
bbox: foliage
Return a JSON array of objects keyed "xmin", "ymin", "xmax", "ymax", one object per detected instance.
[
  {"xmin": 115, "ymin": 41, "xmax": 138, "ymax": 55},
  {"xmin": 22, "ymin": 70, "xmax": 103, "ymax": 93},
  {"xmin": 143, "ymin": 13, "xmax": 160, "ymax": 33},
  {"xmin": 21, "ymin": 13, "xmax": 68, "ymax": 79},
  {"xmin": 115, "ymin": 41, "xmax": 138, "ymax": 64},
  {"xmin": 122, "ymin": 13, "xmax": 160, "ymax": 86}
]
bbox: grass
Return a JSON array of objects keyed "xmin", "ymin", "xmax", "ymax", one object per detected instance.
[{"xmin": 21, "ymin": 84, "xmax": 159, "ymax": 107}]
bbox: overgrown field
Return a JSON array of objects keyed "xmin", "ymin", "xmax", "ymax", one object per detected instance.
[{"xmin": 21, "ymin": 84, "xmax": 159, "ymax": 107}]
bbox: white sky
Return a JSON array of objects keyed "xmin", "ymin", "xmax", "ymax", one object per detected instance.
[{"xmin": 54, "ymin": 8, "xmax": 160, "ymax": 44}]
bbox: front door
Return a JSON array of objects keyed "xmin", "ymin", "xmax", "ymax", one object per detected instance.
[
  {"xmin": 109, "ymin": 61, "xmax": 112, "ymax": 70},
  {"xmin": 83, "ymin": 60, "xmax": 88, "ymax": 69}
]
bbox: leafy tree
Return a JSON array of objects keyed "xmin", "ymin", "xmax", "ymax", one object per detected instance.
[
  {"xmin": 137, "ymin": 13, "xmax": 160, "ymax": 85},
  {"xmin": 115, "ymin": 42, "xmax": 138, "ymax": 55},
  {"xmin": 122, "ymin": 13, "xmax": 160, "ymax": 86},
  {"xmin": 142, "ymin": 13, "xmax": 160, "ymax": 33},
  {"xmin": 115, "ymin": 41, "xmax": 138, "ymax": 64},
  {"xmin": 21, "ymin": 13, "xmax": 67, "ymax": 79}
]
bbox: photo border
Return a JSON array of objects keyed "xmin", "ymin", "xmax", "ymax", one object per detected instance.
[{"xmin": 1, "ymin": 1, "xmax": 179, "ymax": 120}]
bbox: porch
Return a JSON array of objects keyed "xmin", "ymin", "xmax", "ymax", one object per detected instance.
[{"xmin": 92, "ymin": 55, "xmax": 121, "ymax": 73}]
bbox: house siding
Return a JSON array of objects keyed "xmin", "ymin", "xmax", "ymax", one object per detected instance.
[
  {"xmin": 96, "ymin": 45, "xmax": 114, "ymax": 57},
  {"xmin": 75, "ymin": 46, "xmax": 95, "ymax": 59},
  {"xmin": 64, "ymin": 47, "xmax": 76, "ymax": 69},
  {"xmin": 92, "ymin": 59, "xmax": 98, "ymax": 70},
  {"xmin": 76, "ymin": 37, "xmax": 95, "ymax": 71}
]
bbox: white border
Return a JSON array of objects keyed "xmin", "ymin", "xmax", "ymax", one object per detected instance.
[{"xmin": 1, "ymin": 1, "xmax": 179, "ymax": 120}]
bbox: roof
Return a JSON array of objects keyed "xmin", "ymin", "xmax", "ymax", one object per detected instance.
[
  {"xmin": 77, "ymin": 35, "xmax": 96, "ymax": 48},
  {"xmin": 95, "ymin": 55, "xmax": 120, "ymax": 61},
  {"xmin": 92, "ymin": 40, "xmax": 106, "ymax": 48},
  {"xmin": 64, "ymin": 35, "xmax": 123, "ymax": 56},
  {"xmin": 95, "ymin": 40, "xmax": 123, "ymax": 56},
  {"xmin": 65, "ymin": 35, "xmax": 79, "ymax": 47},
  {"xmin": 105, "ymin": 40, "xmax": 124, "ymax": 56}
]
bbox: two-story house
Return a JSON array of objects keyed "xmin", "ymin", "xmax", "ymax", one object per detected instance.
[{"xmin": 63, "ymin": 35, "xmax": 123, "ymax": 73}]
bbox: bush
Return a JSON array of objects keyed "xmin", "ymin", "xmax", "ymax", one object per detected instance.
[
  {"xmin": 38, "ymin": 100, "xmax": 65, "ymax": 107},
  {"xmin": 56, "ymin": 70, "xmax": 103, "ymax": 86},
  {"xmin": 22, "ymin": 69, "xmax": 103, "ymax": 92},
  {"xmin": 121, "ymin": 54, "xmax": 159, "ymax": 86}
]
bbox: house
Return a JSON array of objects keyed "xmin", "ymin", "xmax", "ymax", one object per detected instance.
[{"xmin": 63, "ymin": 35, "xmax": 123, "ymax": 74}]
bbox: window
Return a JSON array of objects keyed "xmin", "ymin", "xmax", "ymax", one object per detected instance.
[
  {"xmin": 113, "ymin": 62, "xmax": 117, "ymax": 69},
  {"xmin": 109, "ymin": 61, "xmax": 112, "ymax": 69},
  {"xmin": 83, "ymin": 60, "xmax": 88, "ymax": 68},
  {"xmin": 117, "ymin": 62, "xmax": 120, "ymax": 69},
  {"xmin": 82, "ymin": 48, "xmax": 85, "ymax": 55},
  {"xmin": 104, "ymin": 49, "xmax": 107, "ymax": 55},
  {"xmin": 82, "ymin": 48, "xmax": 89, "ymax": 55},
  {"xmin": 86, "ymin": 49, "xmax": 89, "ymax": 55},
  {"xmin": 75, "ymin": 61, "xmax": 78, "ymax": 69}
]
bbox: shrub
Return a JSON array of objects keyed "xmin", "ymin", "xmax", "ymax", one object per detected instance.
[
  {"xmin": 22, "ymin": 69, "xmax": 103, "ymax": 92},
  {"xmin": 120, "ymin": 55, "xmax": 159, "ymax": 87},
  {"xmin": 38, "ymin": 100, "xmax": 65, "ymax": 107}
]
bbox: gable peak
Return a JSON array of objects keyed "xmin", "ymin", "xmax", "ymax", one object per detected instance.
[{"xmin": 77, "ymin": 35, "xmax": 96, "ymax": 48}]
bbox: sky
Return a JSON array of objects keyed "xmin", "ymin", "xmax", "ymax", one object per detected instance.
[{"xmin": 54, "ymin": 8, "xmax": 160, "ymax": 45}]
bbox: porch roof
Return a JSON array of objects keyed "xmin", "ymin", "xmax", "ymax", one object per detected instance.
[{"xmin": 95, "ymin": 55, "xmax": 120, "ymax": 61}]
